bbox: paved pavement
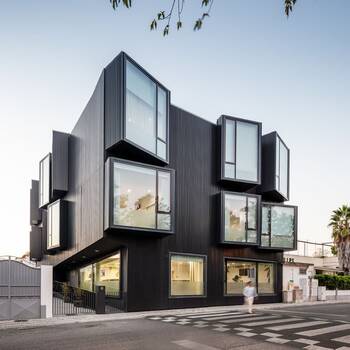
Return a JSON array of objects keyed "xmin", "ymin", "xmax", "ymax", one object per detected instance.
[
  {"xmin": 1, "ymin": 302, "xmax": 350, "ymax": 349},
  {"xmin": 147, "ymin": 303, "xmax": 350, "ymax": 349},
  {"xmin": 0, "ymin": 317, "xmax": 293, "ymax": 350}
]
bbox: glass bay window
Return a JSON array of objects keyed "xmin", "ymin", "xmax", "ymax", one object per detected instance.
[
  {"xmin": 125, "ymin": 59, "xmax": 169, "ymax": 162},
  {"xmin": 221, "ymin": 192, "xmax": 260, "ymax": 245},
  {"xmin": 105, "ymin": 158, "xmax": 175, "ymax": 233},
  {"xmin": 219, "ymin": 116, "xmax": 261, "ymax": 185},
  {"xmin": 261, "ymin": 203, "xmax": 297, "ymax": 250},
  {"xmin": 47, "ymin": 199, "xmax": 67, "ymax": 251}
]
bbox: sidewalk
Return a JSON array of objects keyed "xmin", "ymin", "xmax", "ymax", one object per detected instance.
[{"xmin": 0, "ymin": 299, "xmax": 348, "ymax": 331}]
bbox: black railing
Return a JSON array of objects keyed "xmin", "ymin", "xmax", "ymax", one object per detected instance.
[{"xmin": 53, "ymin": 281, "xmax": 95, "ymax": 316}]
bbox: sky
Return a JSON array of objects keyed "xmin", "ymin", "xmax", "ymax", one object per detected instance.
[{"xmin": 0, "ymin": 0, "xmax": 349, "ymax": 256}]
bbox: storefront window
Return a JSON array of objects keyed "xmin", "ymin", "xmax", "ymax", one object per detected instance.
[
  {"xmin": 78, "ymin": 252, "xmax": 121, "ymax": 296},
  {"xmin": 225, "ymin": 260, "xmax": 256, "ymax": 295},
  {"xmin": 258, "ymin": 263, "xmax": 275, "ymax": 294},
  {"xmin": 225, "ymin": 260, "xmax": 275, "ymax": 295},
  {"xmin": 170, "ymin": 254, "xmax": 205, "ymax": 297}
]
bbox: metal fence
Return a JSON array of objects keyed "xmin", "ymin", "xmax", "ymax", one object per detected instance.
[
  {"xmin": 53, "ymin": 281, "xmax": 95, "ymax": 316},
  {"xmin": 0, "ymin": 256, "xmax": 41, "ymax": 320},
  {"xmin": 285, "ymin": 240, "xmax": 334, "ymax": 258}
]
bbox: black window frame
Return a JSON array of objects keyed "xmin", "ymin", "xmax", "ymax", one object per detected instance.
[
  {"xmin": 169, "ymin": 252, "xmax": 207, "ymax": 299},
  {"xmin": 39, "ymin": 153, "xmax": 52, "ymax": 208},
  {"xmin": 121, "ymin": 54, "xmax": 170, "ymax": 164},
  {"xmin": 104, "ymin": 157, "xmax": 175, "ymax": 234},
  {"xmin": 220, "ymin": 191, "xmax": 261, "ymax": 246},
  {"xmin": 260, "ymin": 202, "xmax": 298, "ymax": 251},
  {"xmin": 275, "ymin": 133, "xmax": 290, "ymax": 201},
  {"xmin": 220, "ymin": 115, "xmax": 262, "ymax": 185},
  {"xmin": 223, "ymin": 257, "xmax": 277, "ymax": 296}
]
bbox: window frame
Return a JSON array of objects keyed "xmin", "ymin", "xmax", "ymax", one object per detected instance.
[
  {"xmin": 105, "ymin": 157, "xmax": 175, "ymax": 234},
  {"xmin": 122, "ymin": 54, "xmax": 170, "ymax": 163},
  {"xmin": 39, "ymin": 153, "xmax": 52, "ymax": 208},
  {"xmin": 220, "ymin": 191, "xmax": 261, "ymax": 246},
  {"xmin": 220, "ymin": 115, "xmax": 261, "ymax": 185},
  {"xmin": 47, "ymin": 199, "xmax": 67, "ymax": 251},
  {"xmin": 275, "ymin": 133, "xmax": 290, "ymax": 201},
  {"xmin": 260, "ymin": 202, "xmax": 298, "ymax": 251},
  {"xmin": 169, "ymin": 252, "xmax": 207, "ymax": 299},
  {"xmin": 223, "ymin": 257, "xmax": 277, "ymax": 297},
  {"xmin": 78, "ymin": 250, "xmax": 122, "ymax": 298}
]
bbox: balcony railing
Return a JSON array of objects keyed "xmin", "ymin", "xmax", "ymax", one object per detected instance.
[{"xmin": 285, "ymin": 240, "xmax": 334, "ymax": 258}]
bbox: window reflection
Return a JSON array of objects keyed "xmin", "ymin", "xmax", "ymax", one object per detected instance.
[
  {"xmin": 39, "ymin": 154, "xmax": 50, "ymax": 207},
  {"xmin": 276, "ymin": 137, "xmax": 289, "ymax": 199},
  {"xmin": 171, "ymin": 255, "xmax": 205, "ymax": 296},
  {"xmin": 224, "ymin": 193, "xmax": 258, "ymax": 243},
  {"xmin": 79, "ymin": 265, "xmax": 93, "ymax": 292},
  {"xmin": 112, "ymin": 160, "xmax": 172, "ymax": 231},
  {"xmin": 258, "ymin": 263, "xmax": 274, "ymax": 294},
  {"xmin": 261, "ymin": 204, "xmax": 296, "ymax": 249},
  {"xmin": 47, "ymin": 201, "xmax": 60, "ymax": 249},
  {"xmin": 126, "ymin": 61, "xmax": 156, "ymax": 154},
  {"xmin": 125, "ymin": 60, "xmax": 168, "ymax": 160}
]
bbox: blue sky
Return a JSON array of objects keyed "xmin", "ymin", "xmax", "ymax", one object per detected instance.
[{"xmin": 0, "ymin": 1, "xmax": 349, "ymax": 256}]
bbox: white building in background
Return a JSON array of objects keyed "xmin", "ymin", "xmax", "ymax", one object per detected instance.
[{"xmin": 283, "ymin": 240, "xmax": 339, "ymax": 300}]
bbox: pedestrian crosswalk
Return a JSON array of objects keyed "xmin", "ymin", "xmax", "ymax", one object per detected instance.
[{"xmin": 147, "ymin": 309, "xmax": 350, "ymax": 349}]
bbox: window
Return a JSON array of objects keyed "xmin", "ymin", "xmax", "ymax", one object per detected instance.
[
  {"xmin": 125, "ymin": 60, "xmax": 168, "ymax": 161},
  {"xmin": 39, "ymin": 153, "xmax": 51, "ymax": 207},
  {"xmin": 170, "ymin": 254, "xmax": 205, "ymax": 297},
  {"xmin": 222, "ymin": 117, "xmax": 260, "ymax": 183},
  {"xmin": 79, "ymin": 253, "xmax": 121, "ymax": 296},
  {"xmin": 261, "ymin": 204, "xmax": 297, "ymax": 249},
  {"xmin": 276, "ymin": 136, "xmax": 289, "ymax": 199},
  {"xmin": 47, "ymin": 200, "xmax": 60, "ymax": 250},
  {"xmin": 222, "ymin": 192, "xmax": 259, "ymax": 244},
  {"xmin": 258, "ymin": 263, "xmax": 275, "ymax": 294},
  {"xmin": 110, "ymin": 159, "xmax": 174, "ymax": 232},
  {"xmin": 225, "ymin": 259, "xmax": 275, "ymax": 295}
]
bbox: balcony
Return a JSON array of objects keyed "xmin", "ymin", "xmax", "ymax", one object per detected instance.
[
  {"xmin": 258, "ymin": 132, "xmax": 290, "ymax": 202},
  {"xmin": 104, "ymin": 52, "xmax": 170, "ymax": 165},
  {"xmin": 260, "ymin": 202, "xmax": 297, "ymax": 250},
  {"xmin": 104, "ymin": 157, "xmax": 175, "ymax": 234},
  {"xmin": 220, "ymin": 191, "xmax": 261, "ymax": 245},
  {"xmin": 218, "ymin": 115, "xmax": 261, "ymax": 189}
]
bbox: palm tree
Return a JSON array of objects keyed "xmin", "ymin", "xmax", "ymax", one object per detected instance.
[{"xmin": 328, "ymin": 205, "xmax": 350, "ymax": 275}]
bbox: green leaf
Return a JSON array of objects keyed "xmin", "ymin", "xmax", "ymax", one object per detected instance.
[
  {"xmin": 177, "ymin": 21, "xmax": 182, "ymax": 30},
  {"xmin": 194, "ymin": 19, "xmax": 202, "ymax": 31},
  {"xmin": 150, "ymin": 19, "xmax": 157, "ymax": 31}
]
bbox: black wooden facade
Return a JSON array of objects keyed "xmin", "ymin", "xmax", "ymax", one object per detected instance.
[{"xmin": 29, "ymin": 51, "xmax": 297, "ymax": 311}]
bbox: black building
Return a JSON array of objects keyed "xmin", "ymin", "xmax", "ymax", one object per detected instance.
[{"xmin": 29, "ymin": 52, "xmax": 298, "ymax": 312}]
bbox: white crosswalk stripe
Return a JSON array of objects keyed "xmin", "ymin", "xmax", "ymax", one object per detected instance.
[
  {"xmin": 242, "ymin": 317, "xmax": 303, "ymax": 327},
  {"xmin": 297, "ymin": 324, "xmax": 350, "ymax": 337},
  {"xmin": 189, "ymin": 312, "xmax": 243, "ymax": 319},
  {"xmin": 332, "ymin": 335, "xmax": 350, "ymax": 345},
  {"xmin": 203, "ymin": 313, "xmax": 255, "ymax": 321},
  {"xmin": 223, "ymin": 315, "xmax": 281, "ymax": 324},
  {"xmin": 267, "ymin": 320, "xmax": 329, "ymax": 331}
]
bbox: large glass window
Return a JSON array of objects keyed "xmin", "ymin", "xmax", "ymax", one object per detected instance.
[
  {"xmin": 276, "ymin": 136, "xmax": 289, "ymax": 199},
  {"xmin": 261, "ymin": 204, "xmax": 296, "ymax": 249},
  {"xmin": 39, "ymin": 154, "xmax": 51, "ymax": 207},
  {"xmin": 223, "ymin": 193, "xmax": 258, "ymax": 244},
  {"xmin": 47, "ymin": 200, "xmax": 60, "ymax": 249},
  {"xmin": 79, "ymin": 253, "xmax": 121, "ymax": 296},
  {"xmin": 112, "ymin": 160, "xmax": 173, "ymax": 231},
  {"xmin": 125, "ymin": 60, "xmax": 168, "ymax": 160},
  {"xmin": 170, "ymin": 254, "xmax": 205, "ymax": 297},
  {"xmin": 225, "ymin": 260, "xmax": 275, "ymax": 295},
  {"xmin": 223, "ymin": 118, "xmax": 259, "ymax": 183},
  {"xmin": 94, "ymin": 253, "xmax": 121, "ymax": 296}
]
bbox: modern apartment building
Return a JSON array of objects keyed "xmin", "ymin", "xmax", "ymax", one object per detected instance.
[{"xmin": 29, "ymin": 52, "xmax": 298, "ymax": 311}]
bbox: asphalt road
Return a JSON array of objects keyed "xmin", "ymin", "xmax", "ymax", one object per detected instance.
[{"xmin": 1, "ymin": 303, "xmax": 350, "ymax": 350}]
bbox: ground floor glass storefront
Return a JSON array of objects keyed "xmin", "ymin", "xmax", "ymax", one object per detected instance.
[
  {"xmin": 79, "ymin": 252, "xmax": 121, "ymax": 296},
  {"xmin": 225, "ymin": 259, "xmax": 275, "ymax": 295}
]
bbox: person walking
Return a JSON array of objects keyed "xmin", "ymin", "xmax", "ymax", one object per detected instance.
[{"xmin": 243, "ymin": 281, "xmax": 257, "ymax": 314}]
